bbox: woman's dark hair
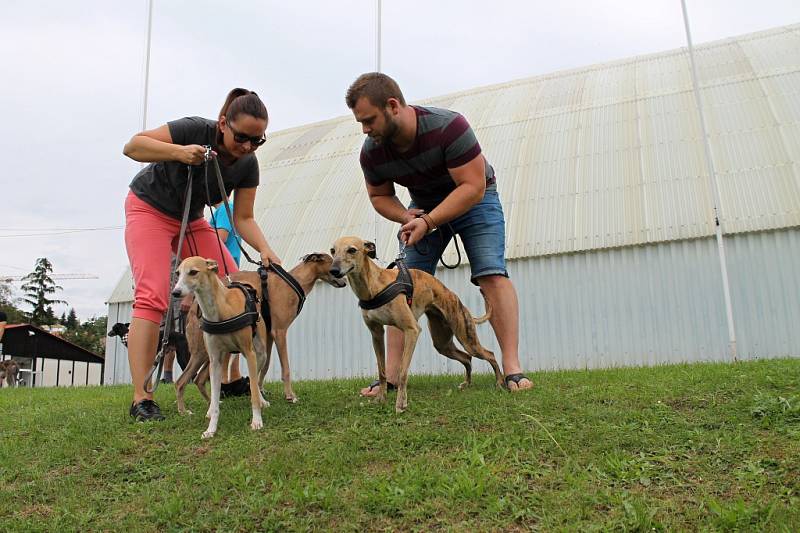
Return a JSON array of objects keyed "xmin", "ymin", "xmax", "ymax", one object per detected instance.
[{"xmin": 219, "ymin": 88, "xmax": 268, "ymax": 123}]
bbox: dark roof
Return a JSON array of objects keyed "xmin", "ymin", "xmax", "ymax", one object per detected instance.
[{"xmin": 2, "ymin": 324, "xmax": 104, "ymax": 364}]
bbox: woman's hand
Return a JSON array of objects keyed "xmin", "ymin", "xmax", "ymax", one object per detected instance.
[
  {"xmin": 176, "ymin": 144, "xmax": 211, "ymax": 165},
  {"xmin": 260, "ymin": 249, "xmax": 282, "ymax": 267}
]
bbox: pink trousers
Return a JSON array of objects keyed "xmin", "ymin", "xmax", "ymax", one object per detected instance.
[{"xmin": 124, "ymin": 191, "xmax": 238, "ymax": 324}]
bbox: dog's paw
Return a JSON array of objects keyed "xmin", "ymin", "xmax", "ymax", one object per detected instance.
[
  {"xmin": 180, "ymin": 409, "xmax": 193, "ymax": 416},
  {"xmin": 250, "ymin": 420, "xmax": 263, "ymax": 431},
  {"xmin": 285, "ymin": 395, "xmax": 299, "ymax": 404},
  {"xmin": 458, "ymin": 381, "xmax": 470, "ymax": 390},
  {"xmin": 201, "ymin": 430, "xmax": 215, "ymax": 439},
  {"xmin": 395, "ymin": 404, "xmax": 407, "ymax": 414},
  {"xmin": 260, "ymin": 398, "xmax": 270, "ymax": 408}
]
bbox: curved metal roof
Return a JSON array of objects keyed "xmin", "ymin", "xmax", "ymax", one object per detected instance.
[
  {"xmin": 108, "ymin": 24, "xmax": 800, "ymax": 301},
  {"xmin": 250, "ymin": 23, "xmax": 800, "ymax": 265}
]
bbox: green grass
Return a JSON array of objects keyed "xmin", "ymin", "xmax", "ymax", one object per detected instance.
[{"xmin": 1, "ymin": 358, "xmax": 799, "ymax": 532}]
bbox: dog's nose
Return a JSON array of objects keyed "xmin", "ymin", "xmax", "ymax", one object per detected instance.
[
  {"xmin": 171, "ymin": 289, "xmax": 182, "ymax": 298},
  {"xmin": 330, "ymin": 267, "xmax": 342, "ymax": 278}
]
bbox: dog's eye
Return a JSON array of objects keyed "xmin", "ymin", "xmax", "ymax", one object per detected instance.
[
  {"xmin": 329, "ymin": 248, "xmax": 335, "ymax": 255},
  {"xmin": 188, "ymin": 269, "xmax": 198, "ymax": 276},
  {"xmin": 347, "ymin": 247, "xmax": 357, "ymax": 254}
]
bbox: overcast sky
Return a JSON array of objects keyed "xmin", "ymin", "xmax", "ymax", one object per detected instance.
[{"xmin": 1, "ymin": 0, "xmax": 798, "ymax": 320}]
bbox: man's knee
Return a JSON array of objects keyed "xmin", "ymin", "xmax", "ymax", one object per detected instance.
[{"xmin": 473, "ymin": 273, "xmax": 510, "ymax": 291}]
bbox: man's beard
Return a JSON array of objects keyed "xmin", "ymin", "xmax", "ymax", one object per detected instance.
[{"xmin": 373, "ymin": 111, "xmax": 399, "ymax": 145}]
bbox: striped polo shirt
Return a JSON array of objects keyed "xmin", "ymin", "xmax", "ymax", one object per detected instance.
[{"xmin": 359, "ymin": 106, "xmax": 496, "ymax": 211}]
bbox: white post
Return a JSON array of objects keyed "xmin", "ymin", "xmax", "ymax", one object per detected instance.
[
  {"xmin": 680, "ymin": 0, "xmax": 738, "ymax": 361},
  {"xmin": 141, "ymin": 0, "xmax": 154, "ymax": 133},
  {"xmin": 373, "ymin": 0, "xmax": 382, "ymax": 248}
]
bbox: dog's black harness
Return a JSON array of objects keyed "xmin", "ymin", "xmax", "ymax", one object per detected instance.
[
  {"xmin": 257, "ymin": 263, "xmax": 306, "ymax": 330},
  {"xmin": 198, "ymin": 282, "xmax": 260, "ymax": 336},
  {"xmin": 358, "ymin": 260, "xmax": 414, "ymax": 310}
]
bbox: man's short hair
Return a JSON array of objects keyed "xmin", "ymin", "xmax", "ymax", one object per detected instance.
[{"xmin": 345, "ymin": 72, "xmax": 406, "ymax": 109}]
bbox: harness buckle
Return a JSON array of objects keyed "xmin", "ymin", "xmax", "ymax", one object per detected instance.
[{"xmin": 203, "ymin": 145, "xmax": 213, "ymax": 162}]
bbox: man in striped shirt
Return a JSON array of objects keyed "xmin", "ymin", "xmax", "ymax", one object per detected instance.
[{"xmin": 346, "ymin": 72, "xmax": 533, "ymax": 394}]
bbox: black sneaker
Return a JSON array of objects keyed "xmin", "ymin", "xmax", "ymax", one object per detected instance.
[
  {"xmin": 221, "ymin": 376, "xmax": 250, "ymax": 398},
  {"xmin": 129, "ymin": 399, "xmax": 166, "ymax": 421}
]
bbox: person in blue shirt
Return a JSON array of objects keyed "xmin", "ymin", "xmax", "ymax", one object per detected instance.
[{"xmin": 210, "ymin": 199, "xmax": 241, "ymax": 267}]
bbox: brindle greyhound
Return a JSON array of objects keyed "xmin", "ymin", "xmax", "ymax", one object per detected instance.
[
  {"xmin": 175, "ymin": 253, "xmax": 346, "ymax": 417},
  {"xmin": 329, "ymin": 236, "xmax": 503, "ymax": 413}
]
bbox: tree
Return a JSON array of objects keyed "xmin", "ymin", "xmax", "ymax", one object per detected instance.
[
  {"xmin": 0, "ymin": 279, "xmax": 26, "ymax": 323},
  {"xmin": 64, "ymin": 308, "xmax": 79, "ymax": 330},
  {"xmin": 64, "ymin": 315, "xmax": 107, "ymax": 355},
  {"xmin": 20, "ymin": 258, "xmax": 65, "ymax": 326}
]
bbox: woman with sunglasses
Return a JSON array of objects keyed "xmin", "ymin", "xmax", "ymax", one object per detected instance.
[{"xmin": 122, "ymin": 88, "xmax": 280, "ymax": 421}]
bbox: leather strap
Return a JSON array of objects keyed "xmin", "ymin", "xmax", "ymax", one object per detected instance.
[{"xmin": 358, "ymin": 260, "xmax": 414, "ymax": 310}]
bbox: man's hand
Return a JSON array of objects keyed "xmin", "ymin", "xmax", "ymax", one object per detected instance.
[
  {"xmin": 400, "ymin": 217, "xmax": 429, "ymax": 247},
  {"xmin": 400, "ymin": 208, "xmax": 426, "ymax": 225}
]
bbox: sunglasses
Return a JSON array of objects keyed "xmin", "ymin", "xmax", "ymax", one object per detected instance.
[{"xmin": 227, "ymin": 122, "xmax": 267, "ymax": 147}]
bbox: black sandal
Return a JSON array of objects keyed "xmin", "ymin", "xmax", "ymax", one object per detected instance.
[
  {"xmin": 365, "ymin": 379, "xmax": 396, "ymax": 392},
  {"xmin": 503, "ymin": 373, "xmax": 532, "ymax": 391}
]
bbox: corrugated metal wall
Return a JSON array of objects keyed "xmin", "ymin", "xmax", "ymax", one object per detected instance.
[
  {"xmin": 260, "ymin": 227, "xmax": 800, "ymax": 382},
  {"xmin": 104, "ymin": 301, "xmax": 132, "ymax": 385},
  {"xmin": 104, "ymin": 227, "xmax": 800, "ymax": 385}
]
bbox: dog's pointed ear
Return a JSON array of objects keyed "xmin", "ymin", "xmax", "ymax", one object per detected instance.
[
  {"xmin": 364, "ymin": 241, "xmax": 376, "ymax": 259},
  {"xmin": 302, "ymin": 253, "xmax": 324, "ymax": 263},
  {"xmin": 205, "ymin": 259, "xmax": 219, "ymax": 272}
]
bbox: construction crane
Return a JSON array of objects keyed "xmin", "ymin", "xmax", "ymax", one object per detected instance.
[{"xmin": 1, "ymin": 273, "xmax": 99, "ymax": 282}]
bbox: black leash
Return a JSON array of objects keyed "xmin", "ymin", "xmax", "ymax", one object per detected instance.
[
  {"xmin": 411, "ymin": 221, "xmax": 462, "ymax": 269},
  {"xmin": 144, "ymin": 164, "xmax": 195, "ymax": 393}
]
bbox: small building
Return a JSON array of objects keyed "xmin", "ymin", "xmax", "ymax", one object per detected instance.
[{"xmin": 2, "ymin": 324, "xmax": 104, "ymax": 387}]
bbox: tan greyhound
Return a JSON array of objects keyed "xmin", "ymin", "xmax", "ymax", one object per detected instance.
[
  {"xmin": 329, "ymin": 236, "xmax": 503, "ymax": 413},
  {"xmin": 175, "ymin": 253, "xmax": 346, "ymax": 415},
  {"xmin": 172, "ymin": 256, "xmax": 271, "ymax": 439}
]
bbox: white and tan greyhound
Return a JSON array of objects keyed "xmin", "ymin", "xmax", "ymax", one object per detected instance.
[
  {"xmin": 175, "ymin": 253, "xmax": 347, "ymax": 414},
  {"xmin": 330, "ymin": 236, "xmax": 504, "ymax": 413},
  {"xmin": 172, "ymin": 256, "xmax": 269, "ymax": 439}
]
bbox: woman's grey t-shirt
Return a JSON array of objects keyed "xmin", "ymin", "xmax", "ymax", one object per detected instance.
[{"xmin": 128, "ymin": 116, "xmax": 259, "ymax": 220}]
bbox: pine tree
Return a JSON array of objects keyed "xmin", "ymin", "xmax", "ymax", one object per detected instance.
[
  {"xmin": 20, "ymin": 258, "xmax": 65, "ymax": 326},
  {"xmin": 65, "ymin": 308, "xmax": 79, "ymax": 330}
]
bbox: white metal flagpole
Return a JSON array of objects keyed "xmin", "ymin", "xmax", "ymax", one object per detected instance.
[
  {"xmin": 373, "ymin": 0, "xmax": 382, "ymax": 249},
  {"xmin": 141, "ymin": 0, "xmax": 154, "ymax": 134},
  {"xmin": 680, "ymin": 0, "xmax": 738, "ymax": 361}
]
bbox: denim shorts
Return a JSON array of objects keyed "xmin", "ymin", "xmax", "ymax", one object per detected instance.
[{"xmin": 403, "ymin": 185, "xmax": 508, "ymax": 285}]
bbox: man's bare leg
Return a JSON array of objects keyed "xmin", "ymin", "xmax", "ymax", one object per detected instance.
[{"xmin": 477, "ymin": 275, "xmax": 532, "ymax": 391}]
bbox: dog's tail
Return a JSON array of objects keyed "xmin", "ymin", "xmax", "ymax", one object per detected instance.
[{"xmin": 472, "ymin": 294, "xmax": 492, "ymax": 325}]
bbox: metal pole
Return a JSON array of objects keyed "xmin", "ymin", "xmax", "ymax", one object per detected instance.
[
  {"xmin": 373, "ymin": 0, "xmax": 382, "ymax": 249},
  {"xmin": 141, "ymin": 0, "xmax": 154, "ymax": 133},
  {"xmin": 680, "ymin": 0, "xmax": 737, "ymax": 361}
]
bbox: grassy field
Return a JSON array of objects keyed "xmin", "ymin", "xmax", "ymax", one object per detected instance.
[{"xmin": 1, "ymin": 358, "xmax": 799, "ymax": 532}]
